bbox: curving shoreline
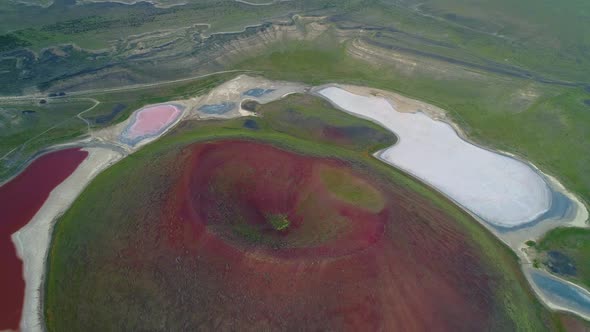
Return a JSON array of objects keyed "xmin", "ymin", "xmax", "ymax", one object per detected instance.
[{"xmin": 12, "ymin": 147, "xmax": 123, "ymax": 331}]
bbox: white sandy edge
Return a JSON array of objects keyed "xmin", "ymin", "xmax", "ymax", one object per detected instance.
[
  {"xmin": 238, "ymin": 91, "xmax": 306, "ymax": 116},
  {"xmin": 76, "ymin": 0, "xmax": 187, "ymax": 9},
  {"xmin": 11, "ymin": 147, "xmax": 123, "ymax": 332},
  {"xmin": 514, "ymin": 171, "xmax": 589, "ymax": 254}
]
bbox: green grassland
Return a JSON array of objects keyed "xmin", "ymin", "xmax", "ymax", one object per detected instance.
[
  {"xmin": 46, "ymin": 93, "xmax": 564, "ymax": 330},
  {"xmin": 0, "ymin": 98, "xmax": 94, "ymax": 181},
  {"xmin": 349, "ymin": 0, "xmax": 590, "ymax": 83},
  {"xmin": 0, "ymin": 0, "xmax": 322, "ymax": 50},
  {"xmin": 0, "ymin": 0, "xmax": 341, "ymax": 94},
  {"xmin": 536, "ymin": 227, "xmax": 590, "ymax": 291},
  {"xmin": 320, "ymin": 166, "xmax": 385, "ymax": 213}
]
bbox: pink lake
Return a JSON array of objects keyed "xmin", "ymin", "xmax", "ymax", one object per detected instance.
[{"xmin": 121, "ymin": 105, "xmax": 181, "ymax": 145}]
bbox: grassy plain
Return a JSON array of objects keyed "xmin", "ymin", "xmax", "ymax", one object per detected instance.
[
  {"xmin": 320, "ymin": 166, "xmax": 385, "ymax": 213},
  {"xmin": 347, "ymin": 0, "xmax": 590, "ymax": 82},
  {"xmin": 0, "ymin": 0, "xmax": 320, "ymax": 51},
  {"xmin": 0, "ymin": 99, "xmax": 93, "ymax": 181},
  {"xmin": 537, "ymin": 228, "xmax": 590, "ymax": 291},
  {"xmin": 258, "ymin": 93, "xmax": 396, "ymax": 152}
]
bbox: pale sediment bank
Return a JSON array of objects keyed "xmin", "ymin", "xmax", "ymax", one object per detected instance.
[
  {"xmin": 12, "ymin": 147, "xmax": 123, "ymax": 332},
  {"xmin": 75, "ymin": 0, "xmax": 187, "ymax": 9},
  {"xmin": 187, "ymin": 74, "xmax": 307, "ymax": 119}
]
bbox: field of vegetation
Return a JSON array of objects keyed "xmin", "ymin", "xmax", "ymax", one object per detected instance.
[
  {"xmin": 536, "ymin": 228, "xmax": 590, "ymax": 291},
  {"xmin": 46, "ymin": 94, "xmax": 560, "ymax": 330},
  {"xmin": 0, "ymin": 98, "xmax": 93, "ymax": 181},
  {"xmin": 354, "ymin": 0, "xmax": 590, "ymax": 83}
]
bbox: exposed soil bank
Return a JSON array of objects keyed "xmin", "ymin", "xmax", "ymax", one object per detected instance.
[
  {"xmin": 188, "ymin": 75, "xmax": 306, "ymax": 120},
  {"xmin": 0, "ymin": 148, "xmax": 87, "ymax": 331}
]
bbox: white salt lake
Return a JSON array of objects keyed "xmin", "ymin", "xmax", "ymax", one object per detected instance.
[{"xmin": 318, "ymin": 86, "xmax": 552, "ymax": 228}]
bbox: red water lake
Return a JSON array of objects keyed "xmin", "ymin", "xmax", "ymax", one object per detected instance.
[{"xmin": 0, "ymin": 148, "xmax": 87, "ymax": 330}]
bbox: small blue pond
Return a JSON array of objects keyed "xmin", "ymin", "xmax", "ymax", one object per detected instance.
[
  {"xmin": 243, "ymin": 119, "xmax": 259, "ymax": 130},
  {"xmin": 198, "ymin": 102, "xmax": 236, "ymax": 115},
  {"xmin": 531, "ymin": 271, "xmax": 590, "ymax": 315},
  {"xmin": 243, "ymin": 88, "xmax": 275, "ymax": 98}
]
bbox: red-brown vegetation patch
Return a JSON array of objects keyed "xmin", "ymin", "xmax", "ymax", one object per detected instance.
[
  {"xmin": 142, "ymin": 140, "xmax": 497, "ymax": 330},
  {"xmin": 559, "ymin": 314, "xmax": 590, "ymax": 332}
]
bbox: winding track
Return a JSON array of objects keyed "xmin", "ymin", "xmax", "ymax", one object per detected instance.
[
  {"xmin": 0, "ymin": 70, "xmax": 258, "ymax": 102},
  {"xmin": 0, "ymin": 98, "xmax": 99, "ymax": 163}
]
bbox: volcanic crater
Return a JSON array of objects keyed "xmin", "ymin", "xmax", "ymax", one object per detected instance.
[
  {"xmin": 151, "ymin": 140, "xmax": 498, "ymax": 330},
  {"xmin": 183, "ymin": 140, "xmax": 387, "ymax": 258}
]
